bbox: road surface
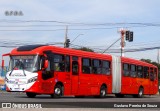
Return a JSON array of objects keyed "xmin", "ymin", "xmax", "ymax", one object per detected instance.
[{"xmin": 0, "ymin": 92, "xmax": 160, "ymax": 111}]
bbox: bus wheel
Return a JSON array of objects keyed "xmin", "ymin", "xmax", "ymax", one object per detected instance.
[
  {"xmin": 26, "ymin": 92, "xmax": 36, "ymax": 98},
  {"xmin": 137, "ymin": 87, "xmax": 144, "ymax": 98},
  {"xmin": 133, "ymin": 87, "xmax": 144, "ymax": 98},
  {"xmin": 100, "ymin": 85, "xmax": 107, "ymax": 98},
  {"xmin": 52, "ymin": 84, "xmax": 63, "ymax": 98}
]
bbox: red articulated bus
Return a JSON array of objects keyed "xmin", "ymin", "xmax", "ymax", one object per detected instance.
[{"xmin": 2, "ymin": 45, "xmax": 158, "ymax": 98}]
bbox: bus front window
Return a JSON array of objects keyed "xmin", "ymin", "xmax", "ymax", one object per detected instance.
[{"xmin": 9, "ymin": 55, "xmax": 39, "ymax": 72}]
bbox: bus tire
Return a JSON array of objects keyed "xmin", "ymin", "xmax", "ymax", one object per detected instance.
[
  {"xmin": 26, "ymin": 92, "xmax": 36, "ymax": 98},
  {"xmin": 137, "ymin": 87, "xmax": 144, "ymax": 98},
  {"xmin": 100, "ymin": 85, "xmax": 107, "ymax": 98},
  {"xmin": 133, "ymin": 87, "xmax": 144, "ymax": 98},
  {"xmin": 52, "ymin": 84, "xmax": 63, "ymax": 98}
]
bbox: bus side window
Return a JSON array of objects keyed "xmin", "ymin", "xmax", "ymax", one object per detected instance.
[
  {"xmin": 123, "ymin": 63, "xmax": 130, "ymax": 77},
  {"xmin": 72, "ymin": 61, "xmax": 78, "ymax": 75},
  {"xmin": 130, "ymin": 64, "xmax": 136, "ymax": 77},
  {"xmin": 72, "ymin": 56, "xmax": 79, "ymax": 75},
  {"xmin": 54, "ymin": 54, "xmax": 65, "ymax": 72},
  {"xmin": 65, "ymin": 55, "xmax": 70, "ymax": 72},
  {"xmin": 92, "ymin": 59, "xmax": 101, "ymax": 74},
  {"xmin": 82, "ymin": 58, "xmax": 92, "ymax": 74},
  {"xmin": 102, "ymin": 60, "xmax": 110, "ymax": 75},
  {"xmin": 41, "ymin": 55, "xmax": 53, "ymax": 80},
  {"xmin": 154, "ymin": 68, "xmax": 157, "ymax": 80},
  {"xmin": 137, "ymin": 66, "xmax": 143, "ymax": 78},
  {"xmin": 150, "ymin": 68, "xmax": 154, "ymax": 81},
  {"xmin": 144, "ymin": 67, "xmax": 149, "ymax": 79}
]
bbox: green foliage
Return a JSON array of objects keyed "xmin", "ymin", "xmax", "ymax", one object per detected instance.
[
  {"xmin": 75, "ymin": 47, "xmax": 94, "ymax": 52},
  {"xmin": 141, "ymin": 59, "xmax": 152, "ymax": 64}
]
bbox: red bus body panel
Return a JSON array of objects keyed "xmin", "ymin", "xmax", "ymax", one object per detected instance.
[{"xmin": 6, "ymin": 45, "xmax": 158, "ymax": 96}]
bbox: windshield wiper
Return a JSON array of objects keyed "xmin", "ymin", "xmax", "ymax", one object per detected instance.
[{"xmin": 9, "ymin": 61, "xmax": 26, "ymax": 76}]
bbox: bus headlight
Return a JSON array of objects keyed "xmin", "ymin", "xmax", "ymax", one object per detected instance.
[
  {"xmin": 28, "ymin": 76, "xmax": 38, "ymax": 83},
  {"xmin": 5, "ymin": 77, "xmax": 14, "ymax": 84}
]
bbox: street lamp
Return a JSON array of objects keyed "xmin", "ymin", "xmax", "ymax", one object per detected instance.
[{"xmin": 70, "ymin": 34, "xmax": 84, "ymax": 44}]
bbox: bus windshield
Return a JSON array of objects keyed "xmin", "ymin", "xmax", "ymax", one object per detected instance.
[{"xmin": 9, "ymin": 55, "xmax": 39, "ymax": 72}]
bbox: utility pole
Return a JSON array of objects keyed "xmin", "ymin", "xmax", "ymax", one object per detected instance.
[
  {"xmin": 120, "ymin": 29, "xmax": 125, "ymax": 57},
  {"xmin": 119, "ymin": 29, "xmax": 134, "ymax": 57},
  {"xmin": 102, "ymin": 29, "xmax": 133, "ymax": 55},
  {"xmin": 158, "ymin": 49, "xmax": 160, "ymax": 64},
  {"xmin": 64, "ymin": 25, "xmax": 68, "ymax": 48},
  {"xmin": 64, "ymin": 26, "xmax": 70, "ymax": 48}
]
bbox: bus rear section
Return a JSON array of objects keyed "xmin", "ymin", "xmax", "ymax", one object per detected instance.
[{"xmin": 112, "ymin": 56, "xmax": 158, "ymax": 98}]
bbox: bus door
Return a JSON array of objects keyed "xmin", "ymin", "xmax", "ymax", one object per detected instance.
[
  {"xmin": 122, "ymin": 63, "xmax": 132, "ymax": 93},
  {"xmin": 130, "ymin": 64, "xmax": 138, "ymax": 94},
  {"xmin": 71, "ymin": 56, "xmax": 79, "ymax": 94},
  {"xmin": 143, "ymin": 67, "xmax": 150, "ymax": 94},
  {"xmin": 41, "ymin": 52, "xmax": 54, "ymax": 93},
  {"xmin": 78, "ymin": 58, "xmax": 92, "ymax": 95}
]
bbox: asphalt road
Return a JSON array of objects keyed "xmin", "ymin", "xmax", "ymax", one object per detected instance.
[
  {"xmin": 0, "ymin": 92, "xmax": 159, "ymax": 102},
  {"xmin": 0, "ymin": 92, "xmax": 160, "ymax": 110}
]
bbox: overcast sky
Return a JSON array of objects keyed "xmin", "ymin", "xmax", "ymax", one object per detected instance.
[{"xmin": 0, "ymin": 0, "xmax": 160, "ymax": 64}]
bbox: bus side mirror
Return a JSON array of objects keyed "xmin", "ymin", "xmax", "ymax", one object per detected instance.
[
  {"xmin": 44, "ymin": 60, "xmax": 49, "ymax": 69},
  {"xmin": 1, "ymin": 60, "xmax": 4, "ymax": 69},
  {"xmin": 2, "ymin": 53, "xmax": 10, "ymax": 69}
]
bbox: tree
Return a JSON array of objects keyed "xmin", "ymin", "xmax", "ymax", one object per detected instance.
[
  {"xmin": 75, "ymin": 47, "xmax": 94, "ymax": 52},
  {"xmin": 141, "ymin": 59, "xmax": 152, "ymax": 64}
]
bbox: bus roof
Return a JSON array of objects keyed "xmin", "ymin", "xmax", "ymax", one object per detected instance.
[
  {"xmin": 11, "ymin": 45, "xmax": 112, "ymax": 60},
  {"xmin": 10, "ymin": 45, "xmax": 157, "ymax": 68},
  {"xmin": 17, "ymin": 44, "xmax": 45, "ymax": 51},
  {"xmin": 121, "ymin": 56, "xmax": 157, "ymax": 68}
]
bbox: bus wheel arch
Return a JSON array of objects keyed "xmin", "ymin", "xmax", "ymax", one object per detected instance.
[
  {"xmin": 138, "ymin": 86, "xmax": 144, "ymax": 98},
  {"xmin": 99, "ymin": 84, "xmax": 107, "ymax": 98},
  {"xmin": 133, "ymin": 86, "xmax": 144, "ymax": 98},
  {"xmin": 51, "ymin": 81, "xmax": 64, "ymax": 98}
]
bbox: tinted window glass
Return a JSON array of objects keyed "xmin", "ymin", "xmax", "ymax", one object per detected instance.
[
  {"xmin": 150, "ymin": 68, "xmax": 154, "ymax": 81},
  {"xmin": 54, "ymin": 54, "xmax": 65, "ymax": 72},
  {"xmin": 92, "ymin": 59, "xmax": 101, "ymax": 74},
  {"xmin": 123, "ymin": 64, "xmax": 130, "ymax": 76},
  {"xmin": 83, "ymin": 58, "xmax": 90, "ymax": 66},
  {"xmin": 130, "ymin": 65, "xmax": 136, "ymax": 77},
  {"xmin": 102, "ymin": 61, "xmax": 110, "ymax": 75},
  {"xmin": 144, "ymin": 67, "xmax": 149, "ymax": 79},
  {"xmin": 65, "ymin": 56, "xmax": 70, "ymax": 72},
  {"xmin": 72, "ymin": 56, "xmax": 78, "ymax": 61},
  {"xmin": 137, "ymin": 66, "xmax": 143, "ymax": 78},
  {"xmin": 154, "ymin": 68, "xmax": 157, "ymax": 80},
  {"xmin": 82, "ymin": 58, "xmax": 91, "ymax": 74}
]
